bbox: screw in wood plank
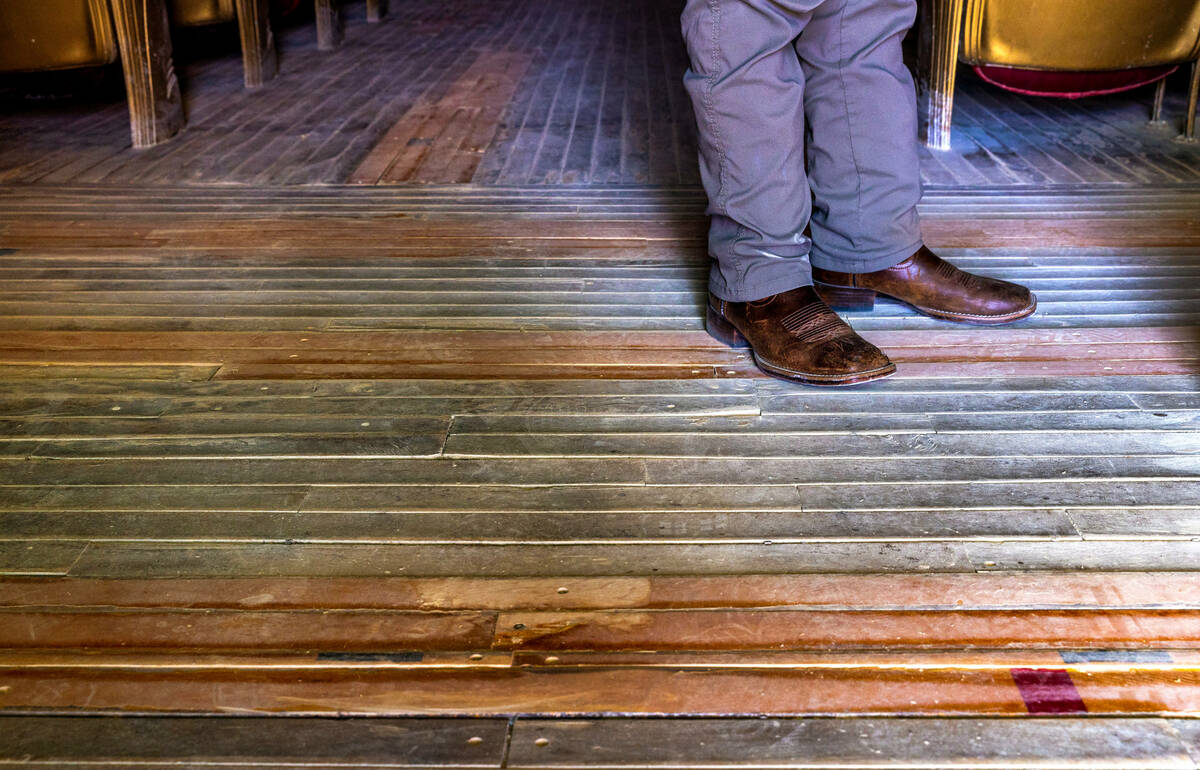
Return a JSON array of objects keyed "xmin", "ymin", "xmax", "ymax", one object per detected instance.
[
  {"xmin": 513, "ymin": 623, "xmax": 526, "ymax": 630},
  {"xmin": 467, "ymin": 736, "xmax": 483, "ymax": 745},
  {"xmin": 556, "ymin": 586, "xmax": 569, "ymax": 594},
  {"xmin": 535, "ymin": 738, "xmax": 550, "ymax": 747}
]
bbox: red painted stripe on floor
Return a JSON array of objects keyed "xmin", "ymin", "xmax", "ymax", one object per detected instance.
[{"xmin": 1010, "ymin": 668, "xmax": 1087, "ymax": 714}]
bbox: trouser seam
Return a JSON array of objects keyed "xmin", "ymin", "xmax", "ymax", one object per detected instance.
[
  {"xmin": 835, "ymin": 0, "xmax": 865, "ymax": 236},
  {"xmin": 706, "ymin": 0, "xmax": 728, "ymax": 215}
]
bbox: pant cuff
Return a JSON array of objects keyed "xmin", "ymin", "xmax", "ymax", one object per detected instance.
[
  {"xmin": 810, "ymin": 238, "xmax": 924, "ymax": 274},
  {"xmin": 709, "ymin": 271, "xmax": 813, "ymax": 303}
]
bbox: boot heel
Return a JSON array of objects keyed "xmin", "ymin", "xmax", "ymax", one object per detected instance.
[
  {"xmin": 705, "ymin": 303, "xmax": 751, "ymax": 349},
  {"xmin": 814, "ymin": 282, "xmax": 876, "ymax": 310}
]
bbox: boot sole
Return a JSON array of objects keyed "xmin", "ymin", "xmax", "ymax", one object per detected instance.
[
  {"xmin": 705, "ymin": 304, "xmax": 897, "ymax": 387},
  {"xmin": 814, "ymin": 282, "xmax": 1038, "ymax": 326}
]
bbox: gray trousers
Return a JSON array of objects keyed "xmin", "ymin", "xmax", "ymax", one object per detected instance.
[{"xmin": 681, "ymin": 0, "xmax": 925, "ymax": 301}]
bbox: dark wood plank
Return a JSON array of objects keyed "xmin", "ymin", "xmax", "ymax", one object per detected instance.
[
  {"xmin": 0, "ymin": 716, "xmax": 509, "ymax": 767},
  {"xmin": 508, "ymin": 717, "xmax": 1194, "ymax": 768}
]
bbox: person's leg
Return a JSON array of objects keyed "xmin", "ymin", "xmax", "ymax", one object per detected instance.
[
  {"xmin": 681, "ymin": 0, "xmax": 897, "ymax": 386},
  {"xmin": 794, "ymin": 0, "xmax": 923, "ymax": 274},
  {"xmin": 795, "ymin": 0, "xmax": 1036, "ymax": 324},
  {"xmin": 680, "ymin": 0, "xmax": 824, "ymax": 302}
]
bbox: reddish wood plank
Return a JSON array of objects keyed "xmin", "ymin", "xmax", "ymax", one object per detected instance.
[
  {"xmin": 0, "ymin": 609, "xmax": 496, "ymax": 651},
  {"xmin": 492, "ymin": 609, "xmax": 1200, "ymax": 651},
  {"xmin": 4, "ymin": 573, "xmax": 1198, "ymax": 611}
]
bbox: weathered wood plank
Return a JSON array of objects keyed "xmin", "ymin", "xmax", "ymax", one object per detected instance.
[
  {"xmin": 63, "ymin": 542, "xmax": 976, "ymax": 577},
  {"xmin": 0, "ymin": 507, "xmax": 1078, "ymax": 541},
  {"xmin": 0, "ymin": 543, "xmax": 87, "ymax": 576},
  {"xmin": 506, "ymin": 717, "xmax": 1194, "ymax": 768}
]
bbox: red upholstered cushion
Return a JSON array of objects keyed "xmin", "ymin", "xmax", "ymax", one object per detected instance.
[{"xmin": 972, "ymin": 64, "xmax": 1178, "ymax": 98}]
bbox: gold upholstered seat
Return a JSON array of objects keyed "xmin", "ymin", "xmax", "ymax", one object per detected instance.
[
  {"xmin": 168, "ymin": 0, "xmax": 237, "ymax": 26},
  {"xmin": 921, "ymin": 0, "xmax": 1200, "ymax": 147},
  {"xmin": 0, "ymin": 0, "xmax": 118, "ymax": 73}
]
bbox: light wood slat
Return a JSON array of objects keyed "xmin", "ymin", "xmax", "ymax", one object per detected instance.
[
  {"xmin": 4, "ymin": 327, "xmax": 1191, "ymax": 349},
  {"xmin": 0, "ymin": 716, "xmax": 509, "ymax": 767},
  {"xmin": 50, "ymin": 540, "xmax": 1200, "ymax": 578},
  {"xmin": 510, "ymin": 649, "xmax": 1200, "ymax": 669},
  {"xmin": 10, "ymin": 435, "xmax": 447, "ymax": 459},
  {"xmin": 0, "ymin": 377, "xmax": 758, "ymax": 397},
  {"xmin": 450, "ymin": 411, "xmax": 1200, "ymax": 433},
  {"xmin": 0, "ymin": 365, "xmax": 220, "ymax": 381},
  {"xmin": 3, "ymin": 216, "xmax": 1198, "ymax": 254},
  {"xmin": 1071, "ymin": 509, "xmax": 1200, "ymax": 538},
  {"xmin": 757, "ymin": 392, "xmax": 1140, "ymax": 413},
  {"xmin": 6, "ymin": 573, "xmax": 1198, "ymax": 611},
  {"xmin": 293, "ymin": 479, "xmax": 1200, "ymax": 512},
  {"xmin": 1, "ymin": 415, "xmax": 451, "ymax": 439},
  {"xmin": 967, "ymin": 541, "xmax": 1200, "ymax": 571},
  {"xmin": 1, "ymin": 456, "xmax": 1190, "ymax": 487},
  {"xmin": 0, "ymin": 508, "xmax": 1079, "ymax": 541},
  {"xmin": 0, "ymin": 485, "xmax": 313, "ymax": 512},
  {"xmin": 3, "ymin": 186, "xmax": 1199, "ymax": 214},
  {"xmin": 0, "ymin": 373, "xmax": 1189, "ymax": 398},
  {"xmin": 7, "ymin": 649, "xmax": 1196, "ymax": 673},
  {"xmin": 506, "ymin": 718, "xmax": 1194, "ymax": 769},
  {"xmin": 0, "ymin": 458, "xmax": 647, "ymax": 486},
  {"xmin": 63, "ymin": 541, "xmax": 976, "ymax": 577},
  {"xmin": 643, "ymin": 456, "xmax": 1196, "ymax": 485},
  {"xmin": 6, "ymin": 480, "xmax": 1191, "ymax": 516},
  {"xmin": 1, "ymin": 394, "xmax": 760, "ymax": 417},
  {"xmin": 441, "ymin": 431, "xmax": 1200, "ymax": 458},
  {"xmin": 1171, "ymin": 720, "xmax": 1200, "ymax": 769}
]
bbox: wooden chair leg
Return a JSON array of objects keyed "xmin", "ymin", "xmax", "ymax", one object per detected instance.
[
  {"xmin": 367, "ymin": 0, "xmax": 388, "ymax": 23},
  {"xmin": 1182, "ymin": 60, "xmax": 1199, "ymax": 142},
  {"xmin": 315, "ymin": 0, "xmax": 344, "ymax": 51},
  {"xmin": 234, "ymin": 0, "xmax": 277, "ymax": 87},
  {"xmin": 918, "ymin": 0, "xmax": 965, "ymax": 151},
  {"xmin": 1149, "ymin": 79, "xmax": 1167, "ymax": 125},
  {"xmin": 108, "ymin": 0, "xmax": 185, "ymax": 148}
]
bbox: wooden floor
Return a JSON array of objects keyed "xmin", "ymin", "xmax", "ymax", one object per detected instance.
[
  {"xmin": 3, "ymin": 1, "xmax": 1200, "ymax": 766},
  {"xmin": 0, "ymin": 0, "xmax": 1198, "ymax": 187},
  {"xmin": 1, "ymin": 182, "xmax": 1200, "ymax": 766}
]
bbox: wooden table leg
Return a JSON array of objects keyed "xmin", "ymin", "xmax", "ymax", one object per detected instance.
[
  {"xmin": 1181, "ymin": 60, "xmax": 1199, "ymax": 142},
  {"xmin": 367, "ymin": 0, "xmax": 388, "ymax": 23},
  {"xmin": 315, "ymin": 0, "xmax": 344, "ymax": 50},
  {"xmin": 234, "ymin": 0, "xmax": 278, "ymax": 87},
  {"xmin": 918, "ymin": 0, "xmax": 964, "ymax": 151},
  {"xmin": 108, "ymin": 0, "xmax": 185, "ymax": 148}
]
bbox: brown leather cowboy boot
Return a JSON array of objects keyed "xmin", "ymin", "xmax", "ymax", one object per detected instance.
[
  {"xmin": 812, "ymin": 245, "xmax": 1036, "ymax": 325},
  {"xmin": 706, "ymin": 285, "xmax": 896, "ymax": 386}
]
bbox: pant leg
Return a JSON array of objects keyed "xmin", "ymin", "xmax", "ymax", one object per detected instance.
[
  {"xmin": 794, "ymin": 0, "xmax": 924, "ymax": 273},
  {"xmin": 680, "ymin": 0, "xmax": 825, "ymax": 302}
]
